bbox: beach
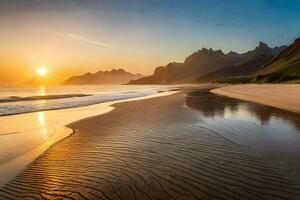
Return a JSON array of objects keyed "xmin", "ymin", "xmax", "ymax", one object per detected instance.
[
  {"xmin": 1, "ymin": 87, "xmax": 300, "ymax": 199},
  {"xmin": 1, "ymin": 1, "xmax": 299, "ymax": 199},
  {"xmin": 211, "ymin": 84, "xmax": 300, "ymax": 114},
  {"xmin": 0, "ymin": 89, "xmax": 176, "ymax": 187}
]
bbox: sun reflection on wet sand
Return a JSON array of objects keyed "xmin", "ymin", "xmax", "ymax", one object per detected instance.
[
  {"xmin": 38, "ymin": 112, "xmax": 46, "ymax": 126},
  {"xmin": 37, "ymin": 112, "xmax": 48, "ymax": 139}
]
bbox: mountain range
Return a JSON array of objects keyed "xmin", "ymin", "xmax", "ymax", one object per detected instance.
[
  {"xmin": 62, "ymin": 37, "xmax": 300, "ymax": 85},
  {"xmin": 195, "ymin": 42, "xmax": 287, "ymax": 82},
  {"xmin": 63, "ymin": 69, "xmax": 143, "ymax": 85},
  {"xmin": 129, "ymin": 41, "xmax": 287, "ymax": 84}
]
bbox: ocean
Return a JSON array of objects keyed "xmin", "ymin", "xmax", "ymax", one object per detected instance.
[{"xmin": 0, "ymin": 85, "xmax": 176, "ymax": 116}]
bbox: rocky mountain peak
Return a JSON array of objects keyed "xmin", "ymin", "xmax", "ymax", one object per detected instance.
[
  {"xmin": 184, "ymin": 48, "xmax": 225, "ymax": 65},
  {"xmin": 251, "ymin": 41, "xmax": 272, "ymax": 55},
  {"xmin": 255, "ymin": 41, "xmax": 270, "ymax": 51},
  {"xmin": 197, "ymin": 48, "xmax": 224, "ymax": 56}
]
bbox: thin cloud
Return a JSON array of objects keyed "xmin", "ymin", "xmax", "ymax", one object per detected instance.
[{"xmin": 56, "ymin": 32, "xmax": 113, "ymax": 48}]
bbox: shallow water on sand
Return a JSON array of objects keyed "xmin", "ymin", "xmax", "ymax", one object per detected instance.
[
  {"xmin": 186, "ymin": 90, "xmax": 300, "ymax": 183},
  {"xmin": 1, "ymin": 89, "xmax": 300, "ymax": 199}
]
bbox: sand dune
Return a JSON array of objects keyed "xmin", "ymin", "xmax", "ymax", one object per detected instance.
[{"xmin": 211, "ymin": 84, "xmax": 300, "ymax": 114}]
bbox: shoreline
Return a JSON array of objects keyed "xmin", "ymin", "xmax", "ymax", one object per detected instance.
[
  {"xmin": 211, "ymin": 84, "xmax": 300, "ymax": 114},
  {"xmin": 0, "ymin": 90, "xmax": 177, "ymax": 187}
]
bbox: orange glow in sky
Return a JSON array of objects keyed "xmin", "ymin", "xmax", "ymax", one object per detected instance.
[{"xmin": 0, "ymin": 1, "xmax": 298, "ymax": 85}]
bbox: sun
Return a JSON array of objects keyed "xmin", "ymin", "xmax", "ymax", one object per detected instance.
[{"xmin": 36, "ymin": 67, "xmax": 48, "ymax": 77}]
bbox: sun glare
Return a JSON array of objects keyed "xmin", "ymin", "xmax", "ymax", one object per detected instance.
[{"xmin": 36, "ymin": 67, "xmax": 48, "ymax": 77}]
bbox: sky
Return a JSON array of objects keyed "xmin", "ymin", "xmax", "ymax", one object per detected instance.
[{"xmin": 0, "ymin": 0, "xmax": 300, "ymax": 84}]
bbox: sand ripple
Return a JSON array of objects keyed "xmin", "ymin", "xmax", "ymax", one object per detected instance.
[{"xmin": 1, "ymin": 92, "xmax": 300, "ymax": 200}]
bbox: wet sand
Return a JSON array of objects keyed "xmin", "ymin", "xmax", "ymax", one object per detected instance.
[
  {"xmin": 0, "ymin": 91, "xmax": 175, "ymax": 187},
  {"xmin": 1, "ymin": 89, "xmax": 300, "ymax": 199},
  {"xmin": 211, "ymin": 84, "xmax": 300, "ymax": 114}
]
